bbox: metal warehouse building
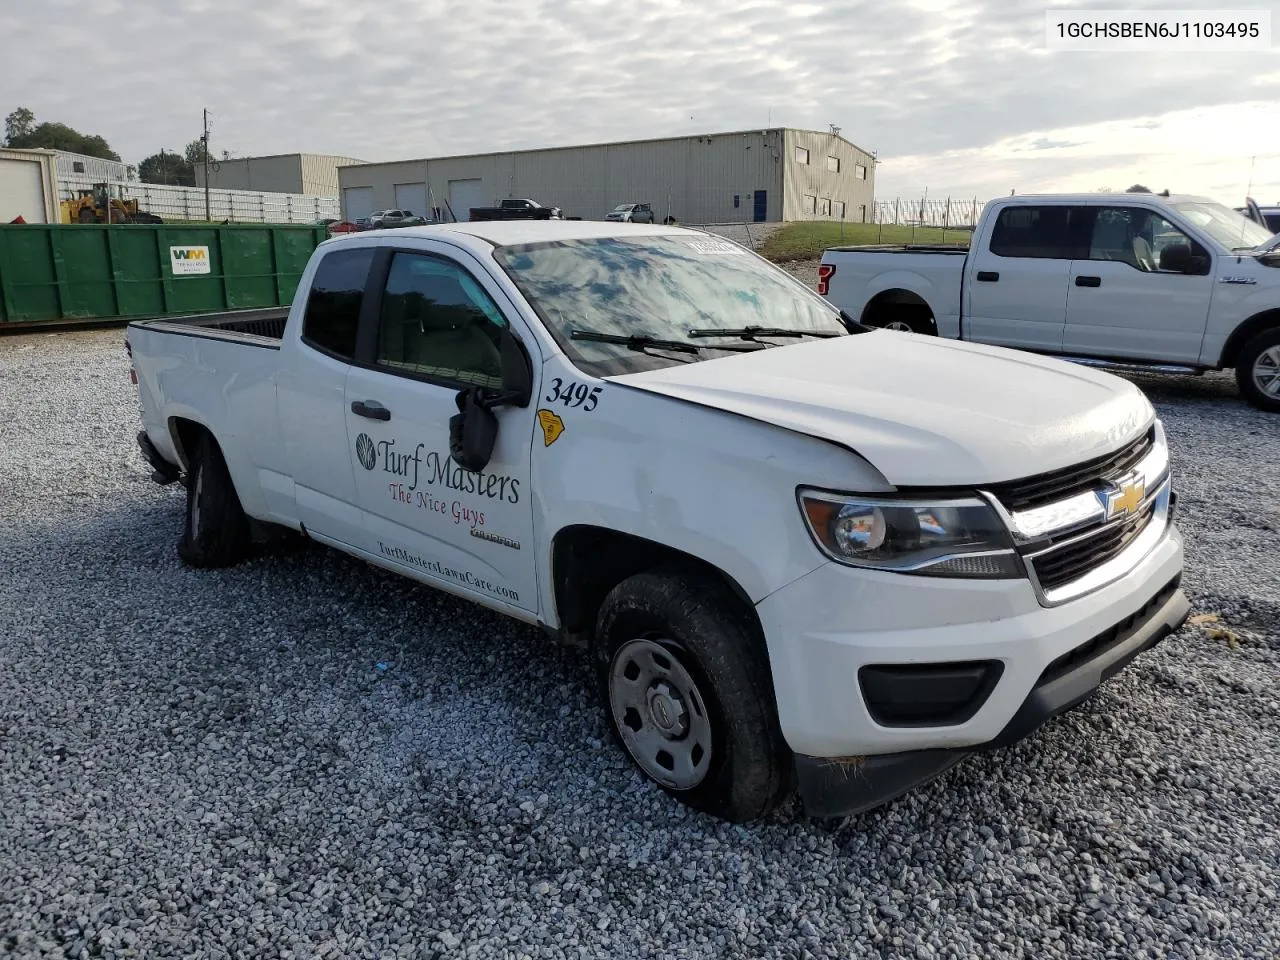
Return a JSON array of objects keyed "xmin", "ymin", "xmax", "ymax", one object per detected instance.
[
  {"xmin": 337, "ymin": 128, "xmax": 875, "ymax": 224},
  {"xmin": 197, "ymin": 153, "xmax": 365, "ymax": 198}
]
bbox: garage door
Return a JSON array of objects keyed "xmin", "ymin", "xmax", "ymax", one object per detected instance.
[
  {"xmin": 342, "ymin": 186, "xmax": 374, "ymax": 220},
  {"xmin": 447, "ymin": 179, "xmax": 486, "ymax": 222},
  {"xmin": 0, "ymin": 158, "xmax": 48, "ymax": 223},
  {"xmin": 394, "ymin": 183, "xmax": 426, "ymax": 217}
]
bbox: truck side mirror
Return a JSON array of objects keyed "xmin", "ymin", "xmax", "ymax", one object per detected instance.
[
  {"xmin": 449, "ymin": 389, "xmax": 498, "ymax": 472},
  {"xmin": 1158, "ymin": 243, "xmax": 1191, "ymax": 272},
  {"xmin": 1161, "ymin": 242, "xmax": 1211, "ymax": 275},
  {"xmin": 447, "ymin": 329, "xmax": 533, "ymax": 473}
]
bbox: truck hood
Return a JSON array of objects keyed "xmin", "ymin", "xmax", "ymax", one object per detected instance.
[{"xmin": 607, "ymin": 332, "xmax": 1154, "ymax": 486}]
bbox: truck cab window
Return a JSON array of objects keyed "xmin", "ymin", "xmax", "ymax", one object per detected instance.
[
  {"xmin": 375, "ymin": 253, "xmax": 507, "ymax": 389},
  {"xmin": 989, "ymin": 206, "xmax": 1078, "ymax": 259},
  {"xmin": 301, "ymin": 247, "xmax": 375, "ymax": 360},
  {"xmin": 1087, "ymin": 208, "xmax": 1202, "ymax": 272}
]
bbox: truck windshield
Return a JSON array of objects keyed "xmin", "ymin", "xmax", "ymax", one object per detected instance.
[
  {"xmin": 494, "ymin": 235, "xmax": 849, "ymax": 375},
  {"xmin": 1172, "ymin": 201, "xmax": 1274, "ymax": 251}
]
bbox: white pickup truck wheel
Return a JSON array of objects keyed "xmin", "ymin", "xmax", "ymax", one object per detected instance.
[
  {"xmin": 1236, "ymin": 328, "xmax": 1280, "ymax": 412},
  {"xmin": 177, "ymin": 432, "xmax": 252, "ymax": 568},
  {"xmin": 595, "ymin": 567, "xmax": 792, "ymax": 822}
]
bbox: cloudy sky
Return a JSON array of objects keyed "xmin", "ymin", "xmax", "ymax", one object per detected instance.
[{"xmin": 4, "ymin": 0, "xmax": 1278, "ymax": 203}]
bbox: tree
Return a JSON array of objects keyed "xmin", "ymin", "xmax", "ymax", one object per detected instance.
[
  {"xmin": 184, "ymin": 138, "xmax": 209, "ymax": 166},
  {"xmin": 3, "ymin": 107, "xmax": 121, "ymax": 160},
  {"xmin": 4, "ymin": 107, "xmax": 34, "ymax": 145},
  {"xmin": 1125, "ymin": 184, "xmax": 1152, "ymax": 193},
  {"xmin": 138, "ymin": 149, "xmax": 195, "ymax": 186}
]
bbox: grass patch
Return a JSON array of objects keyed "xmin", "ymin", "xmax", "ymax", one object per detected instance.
[{"xmin": 758, "ymin": 222, "xmax": 972, "ymax": 262}]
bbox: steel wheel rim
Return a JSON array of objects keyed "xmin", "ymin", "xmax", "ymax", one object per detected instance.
[
  {"xmin": 608, "ymin": 638, "xmax": 713, "ymax": 790},
  {"xmin": 882, "ymin": 320, "xmax": 912, "ymax": 332},
  {"xmin": 1254, "ymin": 345, "xmax": 1280, "ymax": 398},
  {"xmin": 190, "ymin": 465, "xmax": 204, "ymax": 538}
]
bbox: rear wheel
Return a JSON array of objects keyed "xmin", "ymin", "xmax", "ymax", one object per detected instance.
[
  {"xmin": 177, "ymin": 432, "xmax": 252, "ymax": 568},
  {"xmin": 1235, "ymin": 328, "xmax": 1280, "ymax": 412},
  {"xmin": 595, "ymin": 566, "xmax": 792, "ymax": 822},
  {"xmin": 865, "ymin": 304, "xmax": 935, "ymax": 335}
]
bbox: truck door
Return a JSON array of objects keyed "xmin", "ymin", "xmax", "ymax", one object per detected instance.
[
  {"xmin": 1062, "ymin": 206, "xmax": 1214, "ymax": 363},
  {"xmin": 343, "ymin": 247, "xmax": 539, "ymax": 614},
  {"xmin": 964, "ymin": 204, "xmax": 1080, "ymax": 352},
  {"xmin": 276, "ymin": 246, "xmax": 377, "ymax": 549}
]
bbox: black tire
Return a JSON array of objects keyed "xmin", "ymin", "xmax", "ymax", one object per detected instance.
[
  {"xmin": 77, "ymin": 208, "xmax": 98, "ymax": 224},
  {"xmin": 867, "ymin": 304, "xmax": 935, "ymax": 335},
  {"xmin": 177, "ymin": 432, "xmax": 252, "ymax": 568},
  {"xmin": 595, "ymin": 566, "xmax": 792, "ymax": 821},
  {"xmin": 1235, "ymin": 327, "xmax": 1280, "ymax": 412}
]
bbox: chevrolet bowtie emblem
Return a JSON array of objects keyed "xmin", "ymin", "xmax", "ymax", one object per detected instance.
[{"xmin": 1105, "ymin": 478, "xmax": 1146, "ymax": 520}]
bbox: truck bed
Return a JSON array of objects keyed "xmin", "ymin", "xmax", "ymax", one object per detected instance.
[
  {"xmin": 825, "ymin": 243, "xmax": 970, "ymax": 255},
  {"xmin": 129, "ymin": 307, "xmax": 290, "ymax": 347}
]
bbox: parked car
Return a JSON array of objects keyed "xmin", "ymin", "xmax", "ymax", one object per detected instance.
[
  {"xmin": 819, "ymin": 192, "xmax": 1280, "ymax": 411},
  {"xmin": 469, "ymin": 198, "xmax": 562, "ymax": 221},
  {"xmin": 369, "ymin": 210, "xmax": 431, "ymax": 229},
  {"xmin": 326, "ymin": 220, "xmax": 361, "ymax": 236},
  {"xmin": 605, "ymin": 203, "xmax": 655, "ymax": 223},
  {"xmin": 126, "ymin": 221, "xmax": 1187, "ymax": 822}
]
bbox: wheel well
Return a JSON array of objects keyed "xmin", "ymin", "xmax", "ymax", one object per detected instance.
[
  {"xmin": 168, "ymin": 417, "xmax": 209, "ymax": 473},
  {"xmin": 551, "ymin": 526, "xmax": 757, "ymax": 648},
  {"xmin": 1220, "ymin": 310, "xmax": 1280, "ymax": 367},
  {"xmin": 861, "ymin": 289, "xmax": 935, "ymax": 327}
]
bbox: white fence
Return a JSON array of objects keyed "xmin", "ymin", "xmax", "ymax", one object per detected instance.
[{"xmin": 59, "ymin": 175, "xmax": 340, "ymax": 224}]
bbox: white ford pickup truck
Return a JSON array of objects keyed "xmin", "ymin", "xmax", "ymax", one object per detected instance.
[
  {"xmin": 819, "ymin": 193, "xmax": 1280, "ymax": 411},
  {"xmin": 127, "ymin": 221, "xmax": 1188, "ymax": 822}
]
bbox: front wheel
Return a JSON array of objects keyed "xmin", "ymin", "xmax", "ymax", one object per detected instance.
[
  {"xmin": 595, "ymin": 566, "xmax": 792, "ymax": 822},
  {"xmin": 1236, "ymin": 328, "xmax": 1280, "ymax": 412}
]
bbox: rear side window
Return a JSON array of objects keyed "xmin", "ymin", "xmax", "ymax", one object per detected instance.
[
  {"xmin": 989, "ymin": 206, "xmax": 1079, "ymax": 259},
  {"xmin": 302, "ymin": 248, "xmax": 375, "ymax": 359}
]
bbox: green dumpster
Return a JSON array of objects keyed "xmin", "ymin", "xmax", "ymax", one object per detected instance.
[{"xmin": 0, "ymin": 223, "xmax": 327, "ymax": 327}]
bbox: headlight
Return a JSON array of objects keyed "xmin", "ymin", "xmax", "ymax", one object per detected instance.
[{"xmin": 798, "ymin": 490, "xmax": 1024, "ymax": 579}]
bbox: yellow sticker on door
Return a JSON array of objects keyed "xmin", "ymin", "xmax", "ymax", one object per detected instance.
[
  {"xmin": 537, "ymin": 409, "xmax": 565, "ymax": 447},
  {"xmin": 169, "ymin": 246, "xmax": 211, "ymax": 276}
]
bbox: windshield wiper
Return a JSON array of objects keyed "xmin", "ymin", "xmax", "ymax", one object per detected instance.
[
  {"xmin": 569, "ymin": 329, "xmax": 761, "ymax": 353},
  {"xmin": 687, "ymin": 326, "xmax": 844, "ymax": 342}
]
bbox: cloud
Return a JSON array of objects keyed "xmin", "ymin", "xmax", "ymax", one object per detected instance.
[{"xmin": 2, "ymin": 0, "xmax": 1276, "ymax": 204}]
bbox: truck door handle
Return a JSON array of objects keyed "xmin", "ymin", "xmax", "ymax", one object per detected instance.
[
  {"xmin": 351, "ymin": 400, "xmax": 391, "ymax": 421},
  {"xmin": 1075, "ymin": 275, "xmax": 1102, "ymax": 288},
  {"xmin": 976, "ymin": 271, "xmax": 999, "ymax": 282}
]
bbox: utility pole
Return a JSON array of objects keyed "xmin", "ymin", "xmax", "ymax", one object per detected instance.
[{"xmin": 202, "ymin": 109, "xmax": 211, "ymax": 221}]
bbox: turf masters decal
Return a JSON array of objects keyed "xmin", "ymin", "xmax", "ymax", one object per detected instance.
[{"xmin": 354, "ymin": 435, "xmax": 521, "ymax": 504}]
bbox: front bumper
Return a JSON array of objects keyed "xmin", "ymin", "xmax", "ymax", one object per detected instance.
[
  {"xmin": 756, "ymin": 512, "xmax": 1186, "ymax": 816},
  {"xmin": 792, "ymin": 577, "xmax": 1189, "ymax": 816}
]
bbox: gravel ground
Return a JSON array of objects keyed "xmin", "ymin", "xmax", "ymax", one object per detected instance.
[{"xmin": 1, "ymin": 325, "xmax": 1277, "ymax": 960}]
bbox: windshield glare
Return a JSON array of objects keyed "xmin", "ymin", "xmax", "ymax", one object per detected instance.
[
  {"xmin": 495, "ymin": 235, "xmax": 847, "ymax": 374},
  {"xmin": 1172, "ymin": 201, "xmax": 1274, "ymax": 250}
]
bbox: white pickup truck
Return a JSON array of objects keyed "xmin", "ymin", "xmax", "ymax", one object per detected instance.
[
  {"xmin": 127, "ymin": 221, "xmax": 1188, "ymax": 822},
  {"xmin": 819, "ymin": 193, "xmax": 1280, "ymax": 411}
]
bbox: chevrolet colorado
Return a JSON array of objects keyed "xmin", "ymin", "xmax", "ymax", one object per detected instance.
[{"xmin": 127, "ymin": 221, "xmax": 1188, "ymax": 822}]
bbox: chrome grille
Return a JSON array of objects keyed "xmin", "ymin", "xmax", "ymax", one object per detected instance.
[
  {"xmin": 987, "ymin": 427, "xmax": 1156, "ymax": 513},
  {"xmin": 1029, "ymin": 502, "xmax": 1157, "ymax": 593}
]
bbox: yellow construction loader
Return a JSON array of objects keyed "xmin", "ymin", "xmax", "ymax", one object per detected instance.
[{"xmin": 60, "ymin": 184, "xmax": 163, "ymax": 224}]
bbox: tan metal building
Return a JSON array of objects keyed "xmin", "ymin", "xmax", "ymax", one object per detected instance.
[
  {"xmin": 197, "ymin": 153, "xmax": 364, "ymax": 198},
  {"xmin": 336, "ymin": 128, "xmax": 875, "ymax": 224},
  {"xmin": 0, "ymin": 148, "xmax": 60, "ymax": 223}
]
